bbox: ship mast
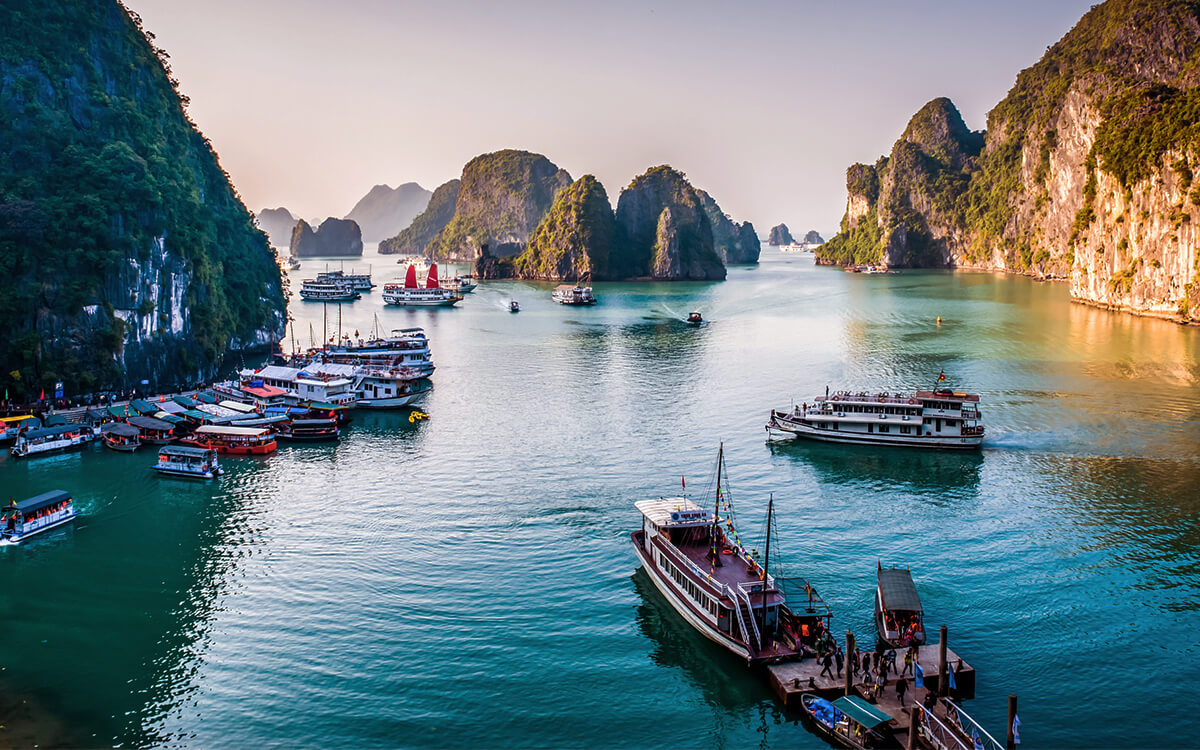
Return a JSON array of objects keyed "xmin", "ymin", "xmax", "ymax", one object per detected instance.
[
  {"xmin": 761, "ymin": 493, "xmax": 773, "ymax": 637},
  {"xmin": 712, "ymin": 443, "xmax": 723, "ymax": 564}
]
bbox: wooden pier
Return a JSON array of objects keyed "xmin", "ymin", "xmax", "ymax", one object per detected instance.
[{"xmin": 767, "ymin": 640, "xmax": 976, "ymax": 748}]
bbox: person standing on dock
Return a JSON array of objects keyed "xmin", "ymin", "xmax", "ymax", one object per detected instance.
[
  {"xmin": 849, "ymin": 647, "xmax": 859, "ymax": 679},
  {"xmin": 819, "ymin": 651, "xmax": 834, "ymax": 680},
  {"xmin": 835, "ymin": 644, "xmax": 844, "ymax": 677},
  {"xmin": 862, "ymin": 651, "xmax": 872, "ymax": 681},
  {"xmin": 896, "ymin": 676, "xmax": 909, "ymax": 706},
  {"xmin": 901, "ymin": 645, "xmax": 915, "ymax": 677},
  {"xmin": 884, "ymin": 647, "xmax": 897, "ymax": 676}
]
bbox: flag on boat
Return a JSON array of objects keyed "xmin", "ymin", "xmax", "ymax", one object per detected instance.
[
  {"xmin": 681, "ymin": 476, "xmax": 685, "ymax": 490},
  {"xmin": 948, "ymin": 665, "xmax": 957, "ymax": 691},
  {"xmin": 937, "ymin": 370, "xmax": 946, "ymax": 382},
  {"xmin": 39, "ymin": 388, "xmax": 44, "ymax": 401},
  {"xmin": 1013, "ymin": 715, "xmax": 1021, "ymax": 745},
  {"xmin": 914, "ymin": 662, "xmax": 924, "ymax": 688}
]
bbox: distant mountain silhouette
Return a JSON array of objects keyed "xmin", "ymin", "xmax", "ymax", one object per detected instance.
[
  {"xmin": 345, "ymin": 183, "xmax": 432, "ymax": 243},
  {"xmin": 256, "ymin": 207, "xmax": 298, "ymax": 246}
]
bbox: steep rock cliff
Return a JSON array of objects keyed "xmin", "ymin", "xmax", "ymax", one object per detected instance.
[
  {"xmin": 804, "ymin": 230, "xmax": 825, "ymax": 244},
  {"xmin": 289, "ymin": 218, "xmax": 363, "ymax": 257},
  {"xmin": 822, "ymin": 0, "xmax": 1200, "ymax": 322},
  {"xmin": 697, "ymin": 189, "xmax": 760, "ymax": 264},
  {"xmin": 768, "ymin": 224, "xmax": 794, "ymax": 245},
  {"xmin": 430, "ymin": 150, "xmax": 571, "ymax": 262},
  {"xmin": 344, "ymin": 182, "xmax": 431, "ymax": 243},
  {"xmin": 256, "ymin": 207, "xmax": 298, "ymax": 247},
  {"xmin": 510, "ymin": 175, "xmax": 616, "ymax": 281},
  {"xmin": 614, "ymin": 166, "xmax": 726, "ymax": 280},
  {"xmin": 0, "ymin": 0, "xmax": 285, "ymax": 394},
  {"xmin": 378, "ymin": 179, "xmax": 459, "ymax": 256}
]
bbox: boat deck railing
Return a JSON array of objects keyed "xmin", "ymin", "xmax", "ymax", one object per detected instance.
[
  {"xmin": 914, "ymin": 703, "xmax": 971, "ymax": 750},
  {"xmin": 939, "ymin": 699, "xmax": 1003, "ymax": 750}
]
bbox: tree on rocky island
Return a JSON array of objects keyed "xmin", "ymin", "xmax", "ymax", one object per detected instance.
[
  {"xmin": 512, "ymin": 175, "xmax": 617, "ymax": 281},
  {"xmin": 614, "ymin": 165, "xmax": 726, "ymax": 281},
  {"xmin": 768, "ymin": 224, "xmax": 794, "ymax": 245}
]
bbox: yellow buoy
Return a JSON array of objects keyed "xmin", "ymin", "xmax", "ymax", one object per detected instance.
[
  {"xmin": 408, "ymin": 410, "xmax": 429, "ymax": 423},
  {"xmin": 936, "ymin": 316, "xmax": 942, "ymax": 324}
]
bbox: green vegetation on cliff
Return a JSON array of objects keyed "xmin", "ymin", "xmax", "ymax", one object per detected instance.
[
  {"xmin": 379, "ymin": 179, "xmax": 459, "ymax": 256},
  {"xmin": 514, "ymin": 176, "xmax": 615, "ymax": 280},
  {"xmin": 614, "ymin": 166, "xmax": 725, "ymax": 280},
  {"xmin": 0, "ymin": 0, "xmax": 284, "ymax": 394}
]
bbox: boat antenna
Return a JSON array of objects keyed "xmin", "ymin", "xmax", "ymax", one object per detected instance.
[
  {"xmin": 712, "ymin": 442, "xmax": 723, "ymax": 564},
  {"xmin": 309, "ymin": 322, "xmax": 315, "ymax": 349},
  {"xmin": 761, "ymin": 493, "xmax": 773, "ymax": 637},
  {"xmin": 338, "ymin": 302, "xmax": 342, "ymax": 343},
  {"xmin": 323, "ymin": 302, "xmax": 328, "ymax": 347}
]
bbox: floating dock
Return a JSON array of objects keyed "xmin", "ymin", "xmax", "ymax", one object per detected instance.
[{"xmin": 767, "ymin": 641, "xmax": 975, "ymax": 746}]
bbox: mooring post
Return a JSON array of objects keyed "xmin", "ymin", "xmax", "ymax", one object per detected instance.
[
  {"xmin": 1007, "ymin": 693, "xmax": 1018, "ymax": 750},
  {"xmin": 908, "ymin": 705, "xmax": 919, "ymax": 750},
  {"xmin": 938, "ymin": 625, "xmax": 948, "ymax": 697},
  {"xmin": 845, "ymin": 631, "xmax": 855, "ymax": 696}
]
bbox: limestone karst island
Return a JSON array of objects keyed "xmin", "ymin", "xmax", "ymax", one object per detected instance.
[{"xmin": 0, "ymin": 0, "xmax": 1196, "ymax": 748}]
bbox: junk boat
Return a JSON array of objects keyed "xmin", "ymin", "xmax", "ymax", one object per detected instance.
[
  {"xmin": 316, "ymin": 268, "xmax": 374, "ymax": 291},
  {"xmin": 101, "ymin": 422, "xmax": 142, "ymax": 452},
  {"xmin": 383, "ymin": 264, "xmax": 462, "ymax": 307},
  {"xmin": 2, "ymin": 490, "xmax": 76, "ymax": 544},
  {"xmin": 875, "ymin": 563, "xmax": 925, "ymax": 647},
  {"xmin": 10, "ymin": 424, "xmax": 97, "ymax": 458},
  {"xmin": 766, "ymin": 378, "xmax": 983, "ymax": 450},
  {"xmin": 182, "ymin": 425, "xmax": 277, "ymax": 455},
  {"xmin": 552, "ymin": 284, "xmax": 596, "ymax": 305},
  {"xmin": 154, "ymin": 445, "xmax": 223, "ymax": 479},
  {"xmin": 687, "ymin": 309, "xmax": 703, "ymax": 325},
  {"xmin": 299, "ymin": 279, "xmax": 361, "ymax": 302},
  {"xmin": 631, "ymin": 444, "xmax": 831, "ymax": 665},
  {"xmin": 509, "ymin": 300, "xmax": 520, "ymax": 313},
  {"xmin": 800, "ymin": 694, "xmax": 892, "ymax": 749}
]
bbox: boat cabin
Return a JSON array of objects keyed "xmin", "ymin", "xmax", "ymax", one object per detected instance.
[
  {"xmin": 101, "ymin": 422, "xmax": 142, "ymax": 451},
  {"xmin": 154, "ymin": 445, "xmax": 222, "ymax": 479},
  {"xmin": 2, "ymin": 490, "xmax": 76, "ymax": 543},
  {"xmin": 802, "ymin": 694, "xmax": 892, "ymax": 749},
  {"xmin": 0, "ymin": 414, "xmax": 39, "ymax": 442},
  {"xmin": 552, "ymin": 285, "xmax": 597, "ymax": 305},
  {"xmin": 184, "ymin": 425, "xmax": 277, "ymax": 455},
  {"xmin": 875, "ymin": 565, "xmax": 925, "ymax": 647},
  {"xmin": 10, "ymin": 424, "xmax": 95, "ymax": 457},
  {"xmin": 127, "ymin": 415, "xmax": 175, "ymax": 444}
]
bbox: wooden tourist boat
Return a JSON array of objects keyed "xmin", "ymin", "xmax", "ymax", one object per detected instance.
[
  {"xmin": 552, "ymin": 284, "xmax": 596, "ymax": 305},
  {"xmin": 10, "ymin": 424, "xmax": 96, "ymax": 458},
  {"xmin": 2, "ymin": 490, "xmax": 76, "ymax": 544},
  {"xmin": 383, "ymin": 264, "xmax": 462, "ymax": 306},
  {"xmin": 101, "ymin": 422, "xmax": 142, "ymax": 452},
  {"xmin": 800, "ymin": 694, "xmax": 892, "ymax": 749},
  {"xmin": 278, "ymin": 415, "xmax": 340, "ymax": 441},
  {"xmin": 182, "ymin": 425, "xmax": 277, "ymax": 455},
  {"xmin": 154, "ymin": 445, "xmax": 223, "ymax": 479},
  {"xmin": 127, "ymin": 415, "xmax": 175, "ymax": 444},
  {"xmin": 0, "ymin": 414, "xmax": 39, "ymax": 443},
  {"xmin": 630, "ymin": 444, "xmax": 831, "ymax": 665},
  {"xmin": 875, "ymin": 563, "xmax": 925, "ymax": 648},
  {"xmin": 766, "ymin": 377, "xmax": 983, "ymax": 450}
]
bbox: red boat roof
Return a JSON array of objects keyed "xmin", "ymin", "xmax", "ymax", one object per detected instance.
[{"xmin": 243, "ymin": 384, "xmax": 288, "ymax": 398}]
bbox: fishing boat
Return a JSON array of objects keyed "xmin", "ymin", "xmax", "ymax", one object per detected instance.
[
  {"xmin": 440, "ymin": 273, "xmax": 477, "ymax": 293},
  {"xmin": 182, "ymin": 425, "xmax": 277, "ymax": 455},
  {"xmin": 299, "ymin": 279, "xmax": 361, "ymax": 302},
  {"xmin": 382, "ymin": 264, "xmax": 462, "ymax": 306},
  {"xmin": 1, "ymin": 491, "xmax": 77, "ymax": 544},
  {"xmin": 552, "ymin": 284, "xmax": 596, "ymax": 305},
  {"xmin": 766, "ymin": 376, "xmax": 984, "ymax": 450},
  {"xmin": 509, "ymin": 300, "xmax": 520, "ymax": 313},
  {"xmin": 631, "ymin": 445, "xmax": 831, "ymax": 665},
  {"xmin": 153, "ymin": 445, "xmax": 223, "ymax": 479},
  {"xmin": 800, "ymin": 694, "xmax": 892, "ymax": 749},
  {"xmin": 10, "ymin": 424, "xmax": 97, "ymax": 458},
  {"xmin": 101, "ymin": 422, "xmax": 142, "ymax": 452},
  {"xmin": 875, "ymin": 563, "xmax": 925, "ymax": 647},
  {"xmin": 687, "ymin": 309, "xmax": 703, "ymax": 325},
  {"xmin": 316, "ymin": 268, "xmax": 374, "ymax": 291}
]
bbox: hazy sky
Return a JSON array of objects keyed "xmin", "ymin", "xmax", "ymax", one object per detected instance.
[{"xmin": 130, "ymin": 0, "xmax": 1095, "ymax": 237}]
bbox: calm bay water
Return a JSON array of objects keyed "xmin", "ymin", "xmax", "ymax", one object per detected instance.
[{"xmin": 2, "ymin": 250, "xmax": 1198, "ymax": 748}]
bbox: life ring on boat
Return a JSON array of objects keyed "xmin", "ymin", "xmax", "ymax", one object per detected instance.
[
  {"xmin": 722, "ymin": 548, "xmax": 733, "ymax": 555},
  {"xmin": 908, "ymin": 398, "xmax": 917, "ymax": 405},
  {"xmin": 831, "ymin": 396, "xmax": 839, "ymax": 402}
]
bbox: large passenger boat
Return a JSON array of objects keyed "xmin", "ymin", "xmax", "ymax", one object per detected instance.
[
  {"xmin": 10, "ymin": 424, "xmax": 97, "ymax": 458},
  {"xmin": 317, "ymin": 327, "xmax": 436, "ymax": 378},
  {"xmin": 552, "ymin": 284, "xmax": 597, "ymax": 305},
  {"xmin": 299, "ymin": 279, "xmax": 361, "ymax": 302},
  {"xmin": 383, "ymin": 264, "xmax": 462, "ymax": 307},
  {"xmin": 154, "ymin": 445, "xmax": 223, "ymax": 479},
  {"xmin": 766, "ymin": 380, "xmax": 983, "ymax": 450},
  {"xmin": 182, "ymin": 425, "xmax": 277, "ymax": 455},
  {"xmin": 302, "ymin": 362, "xmax": 431, "ymax": 408},
  {"xmin": 316, "ymin": 268, "xmax": 374, "ymax": 291},
  {"xmin": 631, "ymin": 445, "xmax": 831, "ymax": 665},
  {"xmin": 2, "ymin": 490, "xmax": 76, "ymax": 544}
]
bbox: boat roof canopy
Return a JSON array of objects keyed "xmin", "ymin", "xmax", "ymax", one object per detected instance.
[
  {"xmin": 11, "ymin": 490, "xmax": 71, "ymax": 514},
  {"xmin": 128, "ymin": 415, "xmax": 173, "ymax": 431},
  {"xmin": 194, "ymin": 425, "xmax": 269, "ymax": 437},
  {"xmin": 878, "ymin": 567, "xmax": 922, "ymax": 613},
  {"xmin": 108, "ymin": 404, "xmax": 137, "ymax": 418},
  {"xmin": 218, "ymin": 400, "xmax": 257, "ymax": 413},
  {"xmin": 172, "ymin": 395, "xmax": 200, "ymax": 407},
  {"xmin": 160, "ymin": 445, "xmax": 215, "ymax": 458},
  {"xmin": 129, "ymin": 398, "xmax": 159, "ymax": 414},
  {"xmin": 635, "ymin": 497, "xmax": 711, "ymax": 528},
  {"xmin": 43, "ymin": 414, "xmax": 67, "ymax": 426},
  {"xmin": 102, "ymin": 422, "xmax": 140, "ymax": 437},
  {"xmin": 154, "ymin": 412, "xmax": 187, "ymax": 424},
  {"xmin": 21, "ymin": 425, "xmax": 80, "ymax": 439},
  {"xmin": 0, "ymin": 414, "xmax": 37, "ymax": 424},
  {"xmin": 831, "ymin": 696, "xmax": 892, "ymax": 729}
]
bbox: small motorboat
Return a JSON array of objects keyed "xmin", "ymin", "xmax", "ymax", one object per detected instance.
[
  {"xmin": 875, "ymin": 562, "xmax": 925, "ymax": 648},
  {"xmin": 686, "ymin": 309, "xmax": 703, "ymax": 325},
  {"xmin": 509, "ymin": 300, "xmax": 520, "ymax": 313},
  {"xmin": 101, "ymin": 422, "xmax": 141, "ymax": 452},
  {"xmin": 800, "ymin": 694, "xmax": 892, "ymax": 749}
]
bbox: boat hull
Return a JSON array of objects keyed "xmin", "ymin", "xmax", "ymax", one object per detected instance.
[
  {"xmin": 153, "ymin": 466, "xmax": 221, "ymax": 479},
  {"xmin": 768, "ymin": 415, "xmax": 982, "ymax": 450},
  {"xmin": 181, "ymin": 439, "xmax": 277, "ymax": 456},
  {"xmin": 103, "ymin": 439, "xmax": 140, "ymax": 452},
  {"xmin": 799, "ymin": 695, "xmax": 871, "ymax": 750},
  {"xmin": 874, "ymin": 591, "xmax": 926, "ymax": 648},
  {"xmin": 631, "ymin": 532, "xmax": 752, "ymax": 662},
  {"xmin": 382, "ymin": 297, "xmax": 460, "ymax": 307},
  {"xmin": 2, "ymin": 510, "xmax": 77, "ymax": 544}
]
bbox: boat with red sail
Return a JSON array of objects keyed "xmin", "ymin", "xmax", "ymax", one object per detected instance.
[{"xmin": 382, "ymin": 263, "xmax": 462, "ymax": 307}]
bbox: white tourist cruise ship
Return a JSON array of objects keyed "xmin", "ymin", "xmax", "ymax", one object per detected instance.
[
  {"xmin": 382, "ymin": 264, "xmax": 462, "ymax": 306},
  {"xmin": 766, "ymin": 384, "xmax": 984, "ymax": 449},
  {"xmin": 317, "ymin": 327, "xmax": 435, "ymax": 379}
]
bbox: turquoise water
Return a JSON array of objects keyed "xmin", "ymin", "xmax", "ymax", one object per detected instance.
[{"xmin": 1, "ymin": 251, "xmax": 1198, "ymax": 747}]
